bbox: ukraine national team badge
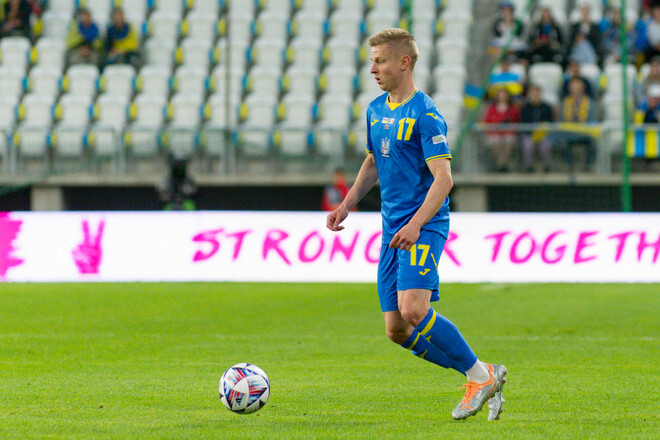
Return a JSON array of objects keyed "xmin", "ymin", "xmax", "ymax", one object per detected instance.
[{"xmin": 381, "ymin": 137, "xmax": 390, "ymax": 157}]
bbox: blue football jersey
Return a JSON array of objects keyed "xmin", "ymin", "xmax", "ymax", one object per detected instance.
[{"xmin": 365, "ymin": 89, "xmax": 452, "ymax": 241}]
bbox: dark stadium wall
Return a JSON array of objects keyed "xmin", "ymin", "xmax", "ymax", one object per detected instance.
[{"xmin": 0, "ymin": 185, "xmax": 658, "ymax": 212}]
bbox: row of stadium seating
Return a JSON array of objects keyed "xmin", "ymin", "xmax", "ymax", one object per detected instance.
[{"xmin": 0, "ymin": 0, "xmax": 473, "ymax": 171}]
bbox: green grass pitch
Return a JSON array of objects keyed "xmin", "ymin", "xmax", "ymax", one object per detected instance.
[{"xmin": 0, "ymin": 283, "xmax": 658, "ymax": 439}]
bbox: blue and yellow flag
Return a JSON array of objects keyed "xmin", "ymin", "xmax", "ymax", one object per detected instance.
[{"xmin": 627, "ymin": 129, "xmax": 660, "ymax": 158}]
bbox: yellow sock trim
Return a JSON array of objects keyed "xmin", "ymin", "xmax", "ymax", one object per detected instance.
[{"xmin": 420, "ymin": 311, "xmax": 437, "ymax": 336}]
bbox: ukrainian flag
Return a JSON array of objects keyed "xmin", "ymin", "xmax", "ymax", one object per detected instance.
[
  {"xmin": 627, "ymin": 128, "xmax": 660, "ymax": 158},
  {"xmin": 463, "ymin": 84, "xmax": 483, "ymax": 109}
]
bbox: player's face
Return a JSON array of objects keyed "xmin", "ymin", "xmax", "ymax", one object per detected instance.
[{"xmin": 370, "ymin": 45, "xmax": 402, "ymax": 92}]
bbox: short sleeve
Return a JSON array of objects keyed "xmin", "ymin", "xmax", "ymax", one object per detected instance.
[
  {"xmin": 365, "ymin": 108, "xmax": 374, "ymax": 154},
  {"xmin": 419, "ymin": 109, "xmax": 452, "ymax": 163}
]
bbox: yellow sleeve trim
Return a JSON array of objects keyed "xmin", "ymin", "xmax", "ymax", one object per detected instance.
[
  {"xmin": 366, "ymin": 148, "xmax": 373, "ymax": 154},
  {"xmin": 425, "ymin": 154, "xmax": 452, "ymax": 162}
]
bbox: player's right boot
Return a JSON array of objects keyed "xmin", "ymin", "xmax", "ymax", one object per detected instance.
[
  {"xmin": 486, "ymin": 364, "xmax": 508, "ymax": 421},
  {"xmin": 451, "ymin": 364, "xmax": 507, "ymax": 420}
]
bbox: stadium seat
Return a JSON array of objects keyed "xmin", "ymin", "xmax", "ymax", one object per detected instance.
[
  {"xmin": 121, "ymin": 0, "xmax": 150, "ymax": 27},
  {"xmin": 90, "ymin": 94, "xmax": 128, "ymax": 160},
  {"xmin": 579, "ymin": 63, "xmax": 602, "ymax": 93},
  {"xmin": 349, "ymin": 120, "xmax": 368, "ymax": 155},
  {"xmin": 282, "ymin": 65, "xmax": 317, "ymax": 101},
  {"xmin": 365, "ymin": 9, "xmax": 399, "ymax": 36},
  {"xmin": 0, "ymin": 67, "xmax": 26, "ymax": 106},
  {"xmin": 291, "ymin": 10, "xmax": 326, "ymax": 46},
  {"xmin": 411, "ymin": 18, "xmax": 437, "ymax": 46},
  {"xmin": 144, "ymin": 40, "xmax": 176, "ymax": 70},
  {"xmin": 208, "ymin": 64, "xmax": 244, "ymax": 102},
  {"xmin": 537, "ymin": 0, "xmax": 568, "ymax": 25},
  {"xmin": 126, "ymin": 94, "xmax": 167, "ymax": 157},
  {"xmin": 319, "ymin": 65, "xmax": 355, "ymax": 101},
  {"xmin": 415, "ymin": 64, "xmax": 431, "ymax": 93},
  {"xmin": 41, "ymin": 10, "xmax": 72, "ymax": 40},
  {"xmin": 279, "ymin": 94, "xmax": 314, "ymax": 128},
  {"xmin": 52, "ymin": 94, "xmax": 92, "ymax": 158},
  {"xmin": 136, "ymin": 65, "xmax": 172, "ymax": 100},
  {"xmin": 441, "ymin": 11, "xmax": 473, "ymax": 41},
  {"xmin": 286, "ymin": 37, "xmax": 322, "ymax": 72},
  {"xmin": 33, "ymin": 38, "xmax": 66, "ymax": 73},
  {"xmin": 250, "ymin": 38, "xmax": 286, "ymax": 71},
  {"xmin": 239, "ymin": 94, "xmax": 278, "ymax": 156},
  {"xmin": 191, "ymin": 0, "xmax": 221, "ymax": 15},
  {"xmin": 82, "ymin": 0, "xmax": 113, "ymax": 27},
  {"xmin": 444, "ymin": 0, "xmax": 474, "ymax": 14},
  {"xmin": 528, "ymin": 62, "xmax": 563, "ymax": 105},
  {"xmin": 172, "ymin": 65, "xmax": 208, "ymax": 104},
  {"xmin": 182, "ymin": 10, "xmax": 218, "ymax": 42},
  {"xmin": 204, "ymin": 92, "xmax": 239, "ymax": 129},
  {"xmin": 178, "ymin": 38, "xmax": 213, "ymax": 71},
  {"xmin": 255, "ymin": 9, "xmax": 289, "ymax": 43},
  {"xmin": 165, "ymin": 94, "xmax": 202, "ymax": 158},
  {"xmin": 334, "ymin": 0, "xmax": 363, "ymax": 14},
  {"xmin": 152, "ymin": 0, "xmax": 185, "ymax": 19},
  {"xmin": 0, "ymin": 37, "xmax": 32, "ymax": 73},
  {"xmin": 264, "ymin": 0, "xmax": 292, "ymax": 15},
  {"xmin": 355, "ymin": 91, "xmax": 376, "ymax": 121},
  {"xmin": 27, "ymin": 67, "xmax": 62, "ymax": 102},
  {"xmin": 99, "ymin": 64, "xmax": 136, "ymax": 103},
  {"xmin": 16, "ymin": 94, "xmax": 55, "ymax": 162},
  {"xmin": 603, "ymin": 64, "xmax": 637, "ymax": 99},
  {"xmin": 300, "ymin": 0, "xmax": 328, "ymax": 14},
  {"xmin": 358, "ymin": 64, "xmax": 381, "ymax": 97},
  {"xmin": 148, "ymin": 11, "xmax": 181, "ymax": 46},
  {"xmin": 323, "ymin": 36, "xmax": 358, "ymax": 69},
  {"xmin": 329, "ymin": 10, "xmax": 363, "ymax": 42},
  {"xmin": 214, "ymin": 38, "xmax": 251, "ymax": 72},
  {"xmin": 49, "ymin": 0, "xmax": 76, "ymax": 15},
  {"xmin": 0, "ymin": 98, "xmax": 17, "ymax": 162},
  {"xmin": 435, "ymin": 37, "xmax": 468, "ymax": 66},
  {"xmin": 411, "ymin": 0, "xmax": 438, "ymax": 17},
  {"xmin": 432, "ymin": 93, "xmax": 463, "ymax": 129},
  {"xmin": 227, "ymin": 10, "xmax": 255, "ymax": 43},
  {"xmin": 432, "ymin": 65, "xmax": 466, "ymax": 97},
  {"xmin": 245, "ymin": 65, "xmax": 281, "ymax": 103},
  {"xmin": 63, "ymin": 65, "xmax": 99, "ymax": 101}
]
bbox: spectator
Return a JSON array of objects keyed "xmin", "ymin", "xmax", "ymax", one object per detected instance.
[
  {"xmin": 489, "ymin": 0, "xmax": 527, "ymax": 60},
  {"xmin": 551, "ymin": 77, "xmax": 597, "ymax": 171},
  {"xmin": 568, "ymin": 4, "xmax": 603, "ymax": 65},
  {"xmin": 526, "ymin": 7, "xmax": 565, "ymax": 65},
  {"xmin": 642, "ymin": 3, "xmax": 660, "ymax": 63},
  {"xmin": 158, "ymin": 155, "xmax": 197, "ymax": 210},
  {"xmin": 599, "ymin": 7, "xmax": 636, "ymax": 65},
  {"xmin": 483, "ymin": 88, "xmax": 522, "ymax": 172},
  {"xmin": 636, "ymin": 56, "xmax": 660, "ymax": 105},
  {"xmin": 561, "ymin": 59, "xmax": 594, "ymax": 99},
  {"xmin": 521, "ymin": 84, "xmax": 555, "ymax": 172},
  {"xmin": 488, "ymin": 55, "xmax": 524, "ymax": 100},
  {"xmin": 1, "ymin": 0, "xmax": 31, "ymax": 38},
  {"xmin": 67, "ymin": 8, "xmax": 101, "ymax": 65},
  {"xmin": 568, "ymin": 31, "xmax": 599, "ymax": 65},
  {"xmin": 104, "ymin": 8, "xmax": 139, "ymax": 67},
  {"xmin": 322, "ymin": 167, "xmax": 353, "ymax": 212},
  {"xmin": 634, "ymin": 83, "xmax": 660, "ymax": 123}
]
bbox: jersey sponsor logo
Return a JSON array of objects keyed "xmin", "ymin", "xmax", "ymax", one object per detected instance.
[
  {"xmin": 432, "ymin": 134, "xmax": 447, "ymax": 145},
  {"xmin": 380, "ymin": 137, "xmax": 390, "ymax": 157},
  {"xmin": 371, "ymin": 119, "xmax": 379, "ymax": 126},
  {"xmin": 382, "ymin": 117, "xmax": 395, "ymax": 129}
]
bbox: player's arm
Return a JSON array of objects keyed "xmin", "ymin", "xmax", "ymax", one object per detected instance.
[
  {"xmin": 389, "ymin": 158, "xmax": 452, "ymax": 249},
  {"xmin": 326, "ymin": 154, "xmax": 378, "ymax": 232}
]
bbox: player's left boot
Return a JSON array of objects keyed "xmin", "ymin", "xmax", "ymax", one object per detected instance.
[
  {"xmin": 451, "ymin": 365, "xmax": 498, "ymax": 420},
  {"xmin": 486, "ymin": 364, "xmax": 508, "ymax": 421}
]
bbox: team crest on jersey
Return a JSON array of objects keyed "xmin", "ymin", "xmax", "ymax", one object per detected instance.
[
  {"xmin": 382, "ymin": 117, "xmax": 395, "ymax": 129},
  {"xmin": 381, "ymin": 137, "xmax": 390, "ymax": 157}
]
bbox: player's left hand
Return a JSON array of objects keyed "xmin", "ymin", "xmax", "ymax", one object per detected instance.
[{"xmin": 389, "ymin": 222, "xmax": 421, "ymax": 250}]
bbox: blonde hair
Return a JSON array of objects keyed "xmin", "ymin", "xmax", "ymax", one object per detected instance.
[{"xmin": 368, "ymin": 28, "xmax": 419, "ymax": 69}]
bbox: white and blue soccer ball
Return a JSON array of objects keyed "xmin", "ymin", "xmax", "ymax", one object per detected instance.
[{"xmin": 219, "ymin": 363, "xmax": 270, "ymax": 414}]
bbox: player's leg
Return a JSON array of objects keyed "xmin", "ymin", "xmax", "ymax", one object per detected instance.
[
  {"xmin": 378, "ymin": 244, "xmax": 462, "ymax": 370},
  {"xmin": 383, "ymin": 310, "xmax": 464, "ymax": 371}
]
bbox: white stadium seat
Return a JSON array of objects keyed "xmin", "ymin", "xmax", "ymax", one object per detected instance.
[
  {"xmin": 172, "ymin": 65, "xmax": 207, "ymax": 104},
  {"xmin": 137, "ymin": 65, "xmax": 172, "ymax": 99},
  {"xmin": 53, "ymin": 94, "xmax": 92, "ymax": 158},
  {"xmin": 0, "ymin": 37, "xmax": 32, "ymax": 73},
  {"xmin": 27, "ymin": 67, "xmax": 61, "ymax": 102},
  {"xmin": 100, "ymin": 64, "xmax": 136, "ymax": 103},
  {"xmin": 0, "ymin": 67, "xmax": 26, "ymax": 106},
  {"xmin": 63, "ymin": 65, "xmax": 99, "ymax": 100}
]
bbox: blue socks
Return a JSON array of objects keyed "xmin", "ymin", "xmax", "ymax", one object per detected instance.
[
  {"xmin": 401, "ymin": 328, "xmax": 464, "ymax": 373},
  {"xmin": 401, "ymin": 308, "xmax": 478, "ymax": 374}
]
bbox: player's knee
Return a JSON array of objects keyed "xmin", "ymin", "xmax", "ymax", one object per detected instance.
[
  {"xmin": 386, "ymin": 327, "xmax": 409, "ymax": 344},
  {"xmin": 400, "ymin": 304, "xmax": 428, "ymax": 327}
]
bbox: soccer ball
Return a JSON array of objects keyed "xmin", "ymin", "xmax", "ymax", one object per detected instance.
[{"xmin": 219, "ymin": 363, "xmax": 270, "ymax": 414}]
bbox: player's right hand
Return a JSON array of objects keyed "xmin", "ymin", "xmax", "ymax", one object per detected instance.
[{"xmin": 326, "ymin": 206, "xmax": 349, "ymax": 232}]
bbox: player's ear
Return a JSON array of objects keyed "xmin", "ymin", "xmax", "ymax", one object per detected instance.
[{"xmin": 400, "ymin": 54, "xmax": 411, "ymax": 71}]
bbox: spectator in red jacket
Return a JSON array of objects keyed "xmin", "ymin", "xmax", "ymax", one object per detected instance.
[
  {"xmin": 483, "ymin": 88, "xmax": 522, "ymax": 172},
  {"xmin": 322, "ymin": 168, "xmax": 353, "ymax": 212}
]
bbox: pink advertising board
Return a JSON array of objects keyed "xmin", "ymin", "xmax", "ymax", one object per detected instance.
[{"xmin": 0, "ymin": 211, "xmax": 658, "ymax": 282}]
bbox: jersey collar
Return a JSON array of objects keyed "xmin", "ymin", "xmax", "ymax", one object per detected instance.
[{"xmin": 386, "ymin": 89, "xmax": 418, "ymax": 111}]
